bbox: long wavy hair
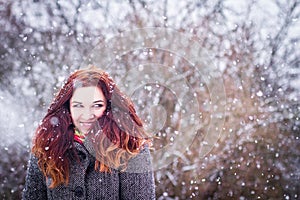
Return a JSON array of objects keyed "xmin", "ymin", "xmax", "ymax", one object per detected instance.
[{"xmin": 32, "ymin": 66, "xmax": 150, "ymax": 188}]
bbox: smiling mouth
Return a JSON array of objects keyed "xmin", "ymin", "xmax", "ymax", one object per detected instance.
[{"xmin": 79, "ymin": 122, "xmax": 94, "ymax": 128}]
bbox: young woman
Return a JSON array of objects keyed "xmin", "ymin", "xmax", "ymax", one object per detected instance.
[{"xmin": 22, "ymin": 66, "xmax": 155, "ymax": 199}]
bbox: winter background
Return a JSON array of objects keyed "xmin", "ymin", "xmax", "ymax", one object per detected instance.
[{"xmin": 0, "ymin": 0, "xmax": 299, "ymax": 199}]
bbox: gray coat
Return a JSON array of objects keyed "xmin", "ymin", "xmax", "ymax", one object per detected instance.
[{"xmin": 22, "ymin": 142, "xmax": 155, "ymax": 200}]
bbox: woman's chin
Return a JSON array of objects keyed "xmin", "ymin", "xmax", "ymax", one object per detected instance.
[{"xmin": 78, "ymin": 128, "xmax": 89, "ymax": 135}]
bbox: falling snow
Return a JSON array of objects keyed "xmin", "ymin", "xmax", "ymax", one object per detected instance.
[{"xmin": 0, "ymin": 0, "xmax": 300, "ymax": 199}]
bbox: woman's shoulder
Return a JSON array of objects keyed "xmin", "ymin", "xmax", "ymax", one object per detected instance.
[{"xmin": 124, "ymin": 145, "xmax": 153, "ymax": 173}]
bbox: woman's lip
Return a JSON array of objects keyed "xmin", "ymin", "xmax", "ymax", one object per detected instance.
[{"xmin": 79, "ymin": 122, "xmax": 94, "ymax": 127}]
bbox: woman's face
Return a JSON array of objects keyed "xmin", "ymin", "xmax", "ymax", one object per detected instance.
[{"xmin": 70, "ymin": 86, "xmax": 107, "ymax": 134}]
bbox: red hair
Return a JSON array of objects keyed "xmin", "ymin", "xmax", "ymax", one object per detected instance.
[{"xmin": 32, "ymin": 66, "xmax": 150, "ymax": 188}]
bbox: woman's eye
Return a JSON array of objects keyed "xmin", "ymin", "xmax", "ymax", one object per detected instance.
[
  {"xmin": 73, "ymin": 104, "xmax": 83, "ymax": 108},
  {"xmin": 93, "ymin": 104, "xmax": 104, "ymax": 108}
]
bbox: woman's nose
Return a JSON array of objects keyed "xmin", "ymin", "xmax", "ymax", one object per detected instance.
[{"xmin": 81, "ymin": 109, "xmax": 95, "ymax": 119}]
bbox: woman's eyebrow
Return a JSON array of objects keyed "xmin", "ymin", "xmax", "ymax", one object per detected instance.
[
  {"xmin": 71, "ymin": 101, "xmax": 82, "ymax": 104},
  {"xmin": 93, "ymin": 100, "xmax": 104, "ymax": 103}
]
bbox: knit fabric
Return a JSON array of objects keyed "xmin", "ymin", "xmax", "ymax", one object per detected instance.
[
  {"xmin": 74, "ymin": 129, "xmax": 86, "ymax": 144},
  {"xmin": 22, "ymin": 142, "xmax": 155, "ymax": 200}
]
